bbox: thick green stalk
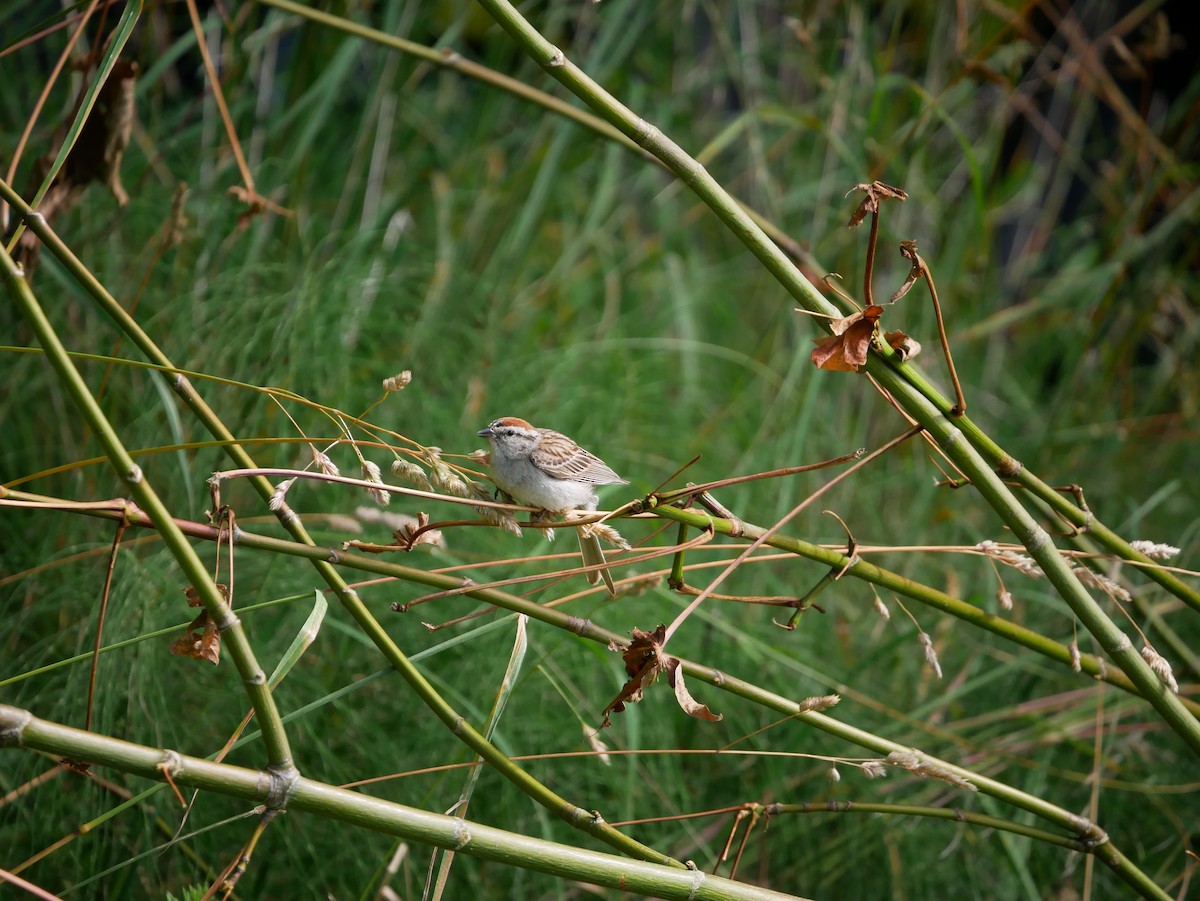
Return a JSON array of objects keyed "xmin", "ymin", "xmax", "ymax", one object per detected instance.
[
  {"xmin": 0, "ymin": 179, "xmax": 675, "ymax": 867},
  {"xmin": 0, "ymin": 706, "xmax": 804, "ymax": 901},
  {"xmin": 645, "ymin": 504, "xmax": 1199, "ymax": 714},
  {"xmin": 882, "ymin": 353, "xmax": 1200, "ymax": 613},
  {"xmin": 866, "ymin": 363, "xmax": 1200, "ymax": 756},
  {"xmin": 470, "ymin": 0, "xmax": 837, "ymax": 319},
  {"xmin": 1, "ymin": 245, "xmax": 294, "ymax": 773},
  {"xmin": 1, "ymin": 490, "xmax": 1166, "ymax": 847},
  {"xmin": 467, "ymin": 0, "xmax": 1200, "ymax": 757}
]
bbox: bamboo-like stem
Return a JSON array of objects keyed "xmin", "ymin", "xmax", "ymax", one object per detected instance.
[
  {"xmin": 2, "ymin": 491, "xmax": 1173, "ymax": 893},
  {"xmin": 0, "ymin": 705, "xmax": 805, "ymax": 901},
  {"xmin": 0, "ymin": 243, "xmax": 296, "ymax": 773},
  {"xmin": 0, "ymin": 177, "xmax": 676, "ymax": 868},
  {"xmin": 4, "ymin": 486, "xmax": 1183, "ymax": 889},
  {"xmin": 865, "ymin": 361, "xmax": 1200, "ymax": 756},
  {"xmin": 7, "ymin": 484, "xmax": 1192, "ymax": 718},
  {"xmin": 469, "ymin": 0, "xmax": 837, "ymax": 320},
  {"xmin": 467, "ymin": 0, "xmax": 1200, "ymax": 757},
  {"xmin": 879, "ymin": 348, "xmax": 1200, "ymax": 612}
]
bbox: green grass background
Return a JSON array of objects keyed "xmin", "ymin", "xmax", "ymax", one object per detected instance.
[{"xmin": 2, "ymin": 1, "xmax": 1198, "ymax": 898}]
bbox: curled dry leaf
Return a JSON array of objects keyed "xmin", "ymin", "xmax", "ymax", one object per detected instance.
[
  {"xmin": 666, "ymin": 658, "xmax": 723, "ymax": 722},
  {"xmin": 890, "ymin": 239, "xmax": 924, "ymax": 302},
  {"xmin": 846, "ymin": 181, "xmax": 908, "ymax": 228},
  {"xmin": 810, "ymin": 305, "xmax": 883, "ymax": 371},
  {"xmin": 170, "ymin": 583, "xmax": 230, "ymax": 666},
  {"xmin": 601, "ymin": 625, "xmax": 667, "ymax": 727},
  {"xmin": 884, "ymin": 330, "xmax": 921, "ymax": 361},
  {"xmin": 601, "ymin": 625, "xmax": 722, "ymax": 727}
]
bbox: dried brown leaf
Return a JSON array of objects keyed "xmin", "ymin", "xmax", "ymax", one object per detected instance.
[
  {"xmin": 601, "ymin": 625, "xmax": 669, "ymax": 727},
  {"xmin": 171, "ymin": 583, "xmax": 229, "ymax": 664},
  {"xmin": 810, "ymin": 305, "xmax": 883, "ymax": 371},
  {"xmin": 847, "ymin": 181, "xmax": 908, "ymax": 228},
  {"xmin": 890, "ymin": 240, "xmax": 924, "ymax": 302},
  {"xmin": 884, "ymin": 330, "xmax": 921, "ymax": 361},
  {"xmin": 601, "ymin": 626, "xmax": 724, "ymax": 726},
  {"xmin": 666, "ymin": 658, "xmax": 722, "ymax": 722},
  {"xmin": 169, "ymin": 610, "xmax": 221, "ymax": 665}
]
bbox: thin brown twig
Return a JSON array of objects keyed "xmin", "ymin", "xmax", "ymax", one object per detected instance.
[
  {"xmin": 0, "ymin": 867, "xmax": 66, "ymax": 901},
  {"xmin": 656, "ymin": 450, "xmax": 865, "ymax": 502},
  {"xmin": 727, "ymin": 806, "xmax": 763, "ymax": 880},
  {"xmin": 660, "ymin": 425, "xmax": 922, "ymax": 650},
  {"xmin": 396, "ymin": 529, "xmax": 714, "ymax": 611},
  {"xmin": 182, "ymin": 0, "xmax": 289, "ymax": 218},
  {"xmin": 864, "ymin": 206, "xmax": 880, "ymax": 305},
  {"xmin": 85, "ymin": 519, "xmax": 126, "ymax": 732},
  {"xmin": 898, "ymin": 242, "xmax": 966, "ymax": 415}
]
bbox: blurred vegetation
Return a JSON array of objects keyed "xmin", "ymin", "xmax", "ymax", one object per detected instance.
[{"xmin": 2, "ymin": 0, "xmax": 1198, "ymax": 898}]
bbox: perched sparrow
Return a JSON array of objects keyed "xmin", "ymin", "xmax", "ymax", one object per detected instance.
[{"xmin": 477, "ymin": 417, "xmax": 628, "ymax": 594}]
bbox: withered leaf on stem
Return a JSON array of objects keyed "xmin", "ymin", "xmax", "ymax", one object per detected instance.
[
  {"xmin": 884, "ymin": 330, "xmax": 921, "ymax": 361},
  {"xmin": 600, "ymin": 624, "xmax": 722, "ymax": 726},
  {"xmin": 601, "ymin": 625, "xmax": 668, "ymax": 727},
  {"xmin": 890, "ymin": 239, "xmax": 924, "ymax": 302},
  {"xmin": 171, "ymin": 583, "xmax": 230, "ymax": 665},
  {"xmin": 846, "ymin": 181, "xmax": 908, "ymax": 228},
  {"xmin": 666, "ymin": 658, "xmax": 722, "ymax": 722},
  {"xmin": 169, "ymin": 610, "xmax": 221, "ymax": 665},
  {"xmin": 810, "ymin": 305, "xmax": 883, "ymax": 372}
]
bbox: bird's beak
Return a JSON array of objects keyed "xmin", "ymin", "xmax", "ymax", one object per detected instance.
[{"xmin": 477, "ymin": 427, "xmax": 493, "ymax": 438}]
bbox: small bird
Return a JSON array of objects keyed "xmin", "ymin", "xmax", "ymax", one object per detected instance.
[{"xmin": 477, "ymin": 417, "xmax": 628, "ymax": 594}]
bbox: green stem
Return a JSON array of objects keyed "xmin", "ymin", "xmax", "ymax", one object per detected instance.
[
  {"xmin": 12, "ymin": 483, "xmax": 1182, "ymax": 717},
  {"xmin": 470, "ymin": 0, "xmax": 837, "ymax": 322},
  {"xmin": 866, "ymin": 360, "xmax": 1200, "ymax": 756},
  {"xmin": 0, "ymin": 706, "xmax": 805, "ymax": 901},
  {"xmin": 0, "ymin": 177, "xmax": 675, "ymax": 867},
  {"xmin": 5, "ymin": 487, "xmax": 1175, "ymax": 862},
  {"xmin": 882, "ymin": 351, "xmax": 1200, "ymax": 613},
  {"xmin": 0, "ymin": 243, "xmax": 295, "ymax": 774},
  {"xmin": 768, "ymin": 801, "xmax": 1163, "ymax": 898},
  {"xmin": 466, "ymin": 0, "xmax": 1200, "ymax": 757},
  {"xmin": 646, "ymin": 503, "xmax": 1193, "ymax": 714}
]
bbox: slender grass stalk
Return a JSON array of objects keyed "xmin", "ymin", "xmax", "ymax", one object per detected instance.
[
  {"xmin": 466, "ymin": 0, "xmax": 1200, "ymax": 759},
  {"xmin": 0, "ymin": 178, "xmax": 680, "ymax": 868},
  {"xmin": 8, "ymin": 482, "xmax": 1194, "ymax": 725},
  {"xmin": 0, "ymin": 242, "xmax": 296, "ymax": 774},
  {"xmin": 1, "ymin": 484, "xmax": 1177, "ymax": 898}
]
